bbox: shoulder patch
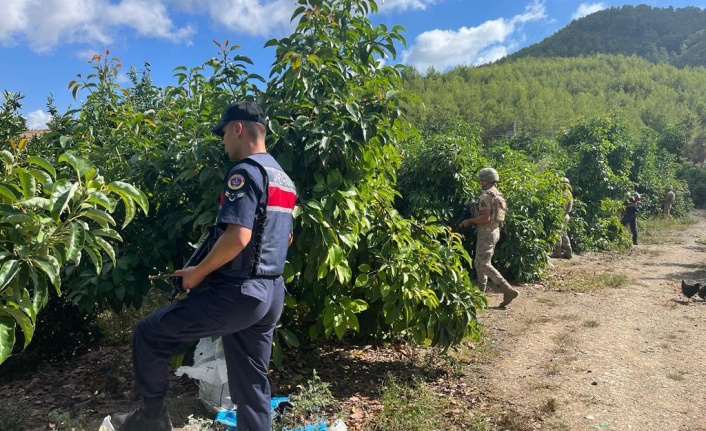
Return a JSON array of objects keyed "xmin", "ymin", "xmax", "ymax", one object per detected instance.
[{"xmin": 228, "ymin": 174, "xmax": 246, "ymax": 190}]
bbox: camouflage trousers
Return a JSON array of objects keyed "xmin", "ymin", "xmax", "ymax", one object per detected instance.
[
  {"xmin": 553, "ymin": 215, "xmax": 572, "ymax": 258},
  {"xmin": 474, "ymin": 228, "xmax": 515, "ymax": 295},
  {"xmin": 663, "ymin": 202, "xmax": 673, "ymax": 218}
]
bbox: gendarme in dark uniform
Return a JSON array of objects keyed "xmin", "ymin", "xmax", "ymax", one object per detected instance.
[{"xmin": 112, "ymin": 101, "xmax": 296, "ymax": 431}]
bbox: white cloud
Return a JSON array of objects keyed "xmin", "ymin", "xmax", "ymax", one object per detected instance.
[
  {"xmin": 203, "ymin": 0, "xmax": 296, "ymax": 38},
  {"xmin": 402, "ymin": 0, "xmax": 546, "ymax": 71},
  {"xmin": 0, "ymin": 0, "xmax": 194, "ymax": 52},
  {"xmin": 379, "ymin": 0, "xmax": 438, "ymax": 13},
  {"xmin": 571, "ymin": 2, "xmax": 606, "ymax": 20},
  {"xmin": 25, "ymin": 110, "xmax": 52, "ymax": 130}
]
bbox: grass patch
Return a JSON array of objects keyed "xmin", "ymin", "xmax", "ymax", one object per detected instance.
[
  {"xmin": 545, "ymin": 361, "xmax": 561, "ymax": 376},
  {"xmin": 97, "ymin": 288, "xmax": 172, "ymax": 344},
  {"xmin": 494, "ymin": 408, "xmax": 537, "ymax": 431},
  {"xmin": 639, "ymin": 216, "xmax": 695, "ymax": 245},
  {"xmin": 448, "ymin": 336, "xmax": 499, "ymax": 365},
  {"xmin": 551, "ymin": 332, "xmax": 577, "ymax": 353},
  {"xmin": 557, "ymin": 273, "xmax": 628, "ymax": 292},
  {"xmin": 530, "ymin": 380, "xmax": 558, "ymax": 391},
  {"xmin": 583, "ymin": 320, "xmax": 600, "ymax": 328},
  {"xmin": 365, "ymin": 377, "xmax": 470, "ymax": 431},
  {"xmin": 535, "ymin": 297, "xmax": 557, "ymax": 306},
  {"xmin": 0, "ymin": 407, "xmax": 27, "ymax": 431},
  {"xmin": 539, "ymin": 397, "xmax": 557, "ymax": 414},
  {"xmin": 666, "ymin": 371, "xmax": 687, "ymax": 381}
]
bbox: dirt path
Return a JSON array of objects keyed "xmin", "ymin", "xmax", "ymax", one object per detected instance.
[{"xmin": 477, "ymin": 210, "xmax": 706, "ymax": 431}]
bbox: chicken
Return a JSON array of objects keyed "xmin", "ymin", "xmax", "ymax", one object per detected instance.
[
  {"xmin": 698, "ymin": 283, "xmax": 706, "ymax": 301},
  {"xmin": 681, "ymin": 279, "xmax": 701, "ymax": 300}
]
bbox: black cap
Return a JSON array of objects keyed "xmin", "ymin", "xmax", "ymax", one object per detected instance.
[{"xmin": 211, "ymin": 101, "xmax": 267, "ymax": 137}]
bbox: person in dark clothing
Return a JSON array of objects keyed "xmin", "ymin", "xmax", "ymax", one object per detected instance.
[
  {"xmin": 111, "ymin": 101, "xmax": 297, "ymax": 431},
  {"xmin": 621, "ymin": 185, "xmax": 640, "ymax": 245}
]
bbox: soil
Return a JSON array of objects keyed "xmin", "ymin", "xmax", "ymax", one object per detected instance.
[{"xmin": 1, "ymin": 211, "xmax": 706, "ymax": 431}]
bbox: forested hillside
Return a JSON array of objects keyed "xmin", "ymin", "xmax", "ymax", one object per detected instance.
[
  {"xmin": 402, "ymin": 54, "xmax": 706, "ymax": 162},
  {"xmin": 504, "ymin": 5, "xmax": 706, "ymax": 68}
]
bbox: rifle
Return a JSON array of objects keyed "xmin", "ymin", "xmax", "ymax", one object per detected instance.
[
  {"xmin": 168, "ymin": 227, "xmax": 216, "ymax": 301},
  {"xmin": 451, "ymin": 201, "xmax": 477, "ymax": 233}
]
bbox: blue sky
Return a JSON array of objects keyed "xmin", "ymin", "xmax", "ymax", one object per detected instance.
[{"xmin": 1, "ymin": 0, "xmax": 705, "ymax": 129}]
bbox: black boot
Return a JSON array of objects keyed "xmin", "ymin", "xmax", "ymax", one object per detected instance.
[{"xmin": 112, "ymin": 397, "xmax": 172, "ymax": 431}]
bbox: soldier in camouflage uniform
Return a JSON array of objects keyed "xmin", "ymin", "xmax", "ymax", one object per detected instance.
[
  {"xmin": 459, "ymin": 168, "xmax": 519, "ymax": 308},
  {"xmin": 661, "ymin": 187, "xmax": 675, "ymax": 218},
  {"xmin": 551, "ymin": 177, "xmax": 573, "ymax": 259}
]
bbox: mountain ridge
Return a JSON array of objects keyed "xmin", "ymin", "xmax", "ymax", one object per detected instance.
[{"xmin": 502, "ymin": 4, "xmax": 706, "ymax": 68}]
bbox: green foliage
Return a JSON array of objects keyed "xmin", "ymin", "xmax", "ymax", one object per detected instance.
[
  {"xmin": 0, "ymin": 93, "xmax": 27, "ymax": 144},
  {"xmin": 367, "ymin": 377, "xmax": 461, "ymax": 431},
  {"xmin": 40, "ymin": 45, "xmax": 264, "ymax": 312},
  {"xmin": 559, "ymin": 116, "xmax": 635, "ymax": 251},
  {"xmin": 398, "ymin": 119, "xmax": 566, "ymax": 283},
  {"xmin": 490, "ymin": 153, "xmax": 565, "ymax": 281},
  {"xmin": 265, "ymin": 0, "xmax": 485, "ymax": 348},
  {"xmin": 396, "ymin": 118, "xmax": 484, "ymax": 223},
  {"xmin": 403, "ymin": 54, "xmax": 706, "ymax": 163},
  {"xmin": 506, "ymin": 5, "xmax": 706, "ymax": 68},
  {"xmin": 47, "ymin": 410, "xmax": 89, "ymax": 431},
  {"xmin": 6, "ymin": 292, "xmax": 102, "ymax": 370},
  {"xmin": 273, "ymin": 370, "xmax": 334, "ymax": 430},
  {"xmin": 0, "ymin": 98, "xmax": 147, "ymax": 364},
  {"xmin": 677, "ymin": 162, "xmax": 706, "ymax": 208},
  {"xmin": 0, "ymin": 406, "xmax": 26, "ymax": 431}
]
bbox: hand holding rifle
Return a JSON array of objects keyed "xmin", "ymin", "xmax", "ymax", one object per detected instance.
[
  {"xmin": 452, "ymin": 201, "xmax": 476, "ymax": 233},
  {"xmin": 167, "ymin": 228, "xmax": 215, "ymax": 301}
]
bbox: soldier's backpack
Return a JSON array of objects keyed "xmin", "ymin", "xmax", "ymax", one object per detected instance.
[{"xmin": 487, "ymin": 189, "xmax": 507, "ymax": 225}]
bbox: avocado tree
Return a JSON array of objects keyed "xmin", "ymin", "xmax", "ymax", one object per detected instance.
[
  {"xmin": 0, "ymin": 97, "xmax": 148, "ymax": 364},
  {"xmin": 265, "ymin": 0, "xmax": 485, "ymax": 347}
]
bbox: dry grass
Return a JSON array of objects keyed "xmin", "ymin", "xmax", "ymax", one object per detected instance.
[
  {"xmin": 97, "ymin": 288, "xmax": 172, "ymax": 344},
  {"xmin": 549, "ymin": 272, "xmax": 628, "ymax": 293},
  {"xmin": 639, "ymin": 216, "xmax": 696, "ymax": 245}
]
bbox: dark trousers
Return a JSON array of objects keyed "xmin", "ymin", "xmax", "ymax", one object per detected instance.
[
  {"xmin": 623, "ymin": 218, "xmax": 638, "ymax": 245},
  {"xmin": 132, "ymin": 277, "xmax": 285, "ymax": 431}
]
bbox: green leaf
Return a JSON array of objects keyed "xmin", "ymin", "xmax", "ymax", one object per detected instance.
[
  {"xmin": 26, "ymin": 168, "xmax": 53, "ymax": 186},
  {"xmin": 58, "ymin": 152, "xmax": 93, "ymax": 178},
  {"xmin": 0, "ymin": 184, "xmax": 18, "ymax": 202},
  {"xmin": 2, "ymin": 305, "xmax": 34, "ymax": 348},
  {"xmin": 26, "ymin": 156, "xmax": 56, "ymax": 180},
  {"xmin": 354, "ymin": 272, "xmax": 369, "ymax": 287},
  {"xmin": 32, "ymin": 256, "xmax": 61, "ymax": 291},
  {"xmin": 119, "ymin": 196, "xmax": 136, "ymax": 228},
  {"xmin": 93, "ymin": 228, "xmax": 123, "ymax": 242},
  {"xmin": 81, "ymin": 208, "xmax": 116, "ymax": 228},
  {"xmin": 87, "ymin": 191, "xmax": 117, "ymax": 211},
  {"xmin": 49, "ymin": 179, "xmax": 79, "ymax": 222},
  {"xmin": 93, "ymin": 235, "xmax": 116, "ymax": 267},
  {"xmin": 31, "ymin": 274, "xmax": 49, "ymax": 312},
  {"xmin": 66, "ymin": 222, "xmax": 86, "ymax": 261},
  {"xmin": 17, "ymin": 170, "xmax": 37, "ymax": 198},
  {"xmin": 0, "ymin": 150, "xmax": 14, "ymax": 166},
  {"xmin": 0, "ymin": 213, "xmax": 35, "ymax": 225},
  {"xmin": 107, "ymin": 181, "xmax": 149, "ymax": 216},
  {"xmin": 278, "ymin": 328, "xmax": 300, "ymax": 347},
  {"xmin": 0, "ymin": 259, "xmax": 19, "ymax": 293},
  {"xmin": 83, "ymin": 246, "xmax": 103, "ymax": 274},
  {"xmin": 0, "ymin": 315, "xmax": 16, "ymax": 364}
]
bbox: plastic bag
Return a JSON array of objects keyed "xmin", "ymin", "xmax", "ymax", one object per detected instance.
[
  {"xmin": 175, "ymin": 337, "xmax": 234, "ymax": 412},
  {"xmin": 98, "ymin": 416, "xmax": 116, "ymax": 431}
]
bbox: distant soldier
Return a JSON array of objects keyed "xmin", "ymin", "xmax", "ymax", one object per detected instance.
[
  {"xmin": 661, "ymin": 187, "xmax": 676, "ymax": 218},
  {"xmin": 459, "ymin": 168, "xmax": 519, "ymax": 308},
  {"xmin": 551, "ymin": 177, "xmax": 573, "ymax": 259},
  {"xmin": 621, "ymin": 184, "xmax": 640, "ymax": 246}
]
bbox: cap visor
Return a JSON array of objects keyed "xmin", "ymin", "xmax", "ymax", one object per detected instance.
[{"xmin": 211, "ymin": 121, "xmax": 226, "ymax": 137}]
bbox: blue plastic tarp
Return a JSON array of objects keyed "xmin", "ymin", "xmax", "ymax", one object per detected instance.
[{"xmin": 214, "ymin": 397, "xmax": 328, "ymax": 431}]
